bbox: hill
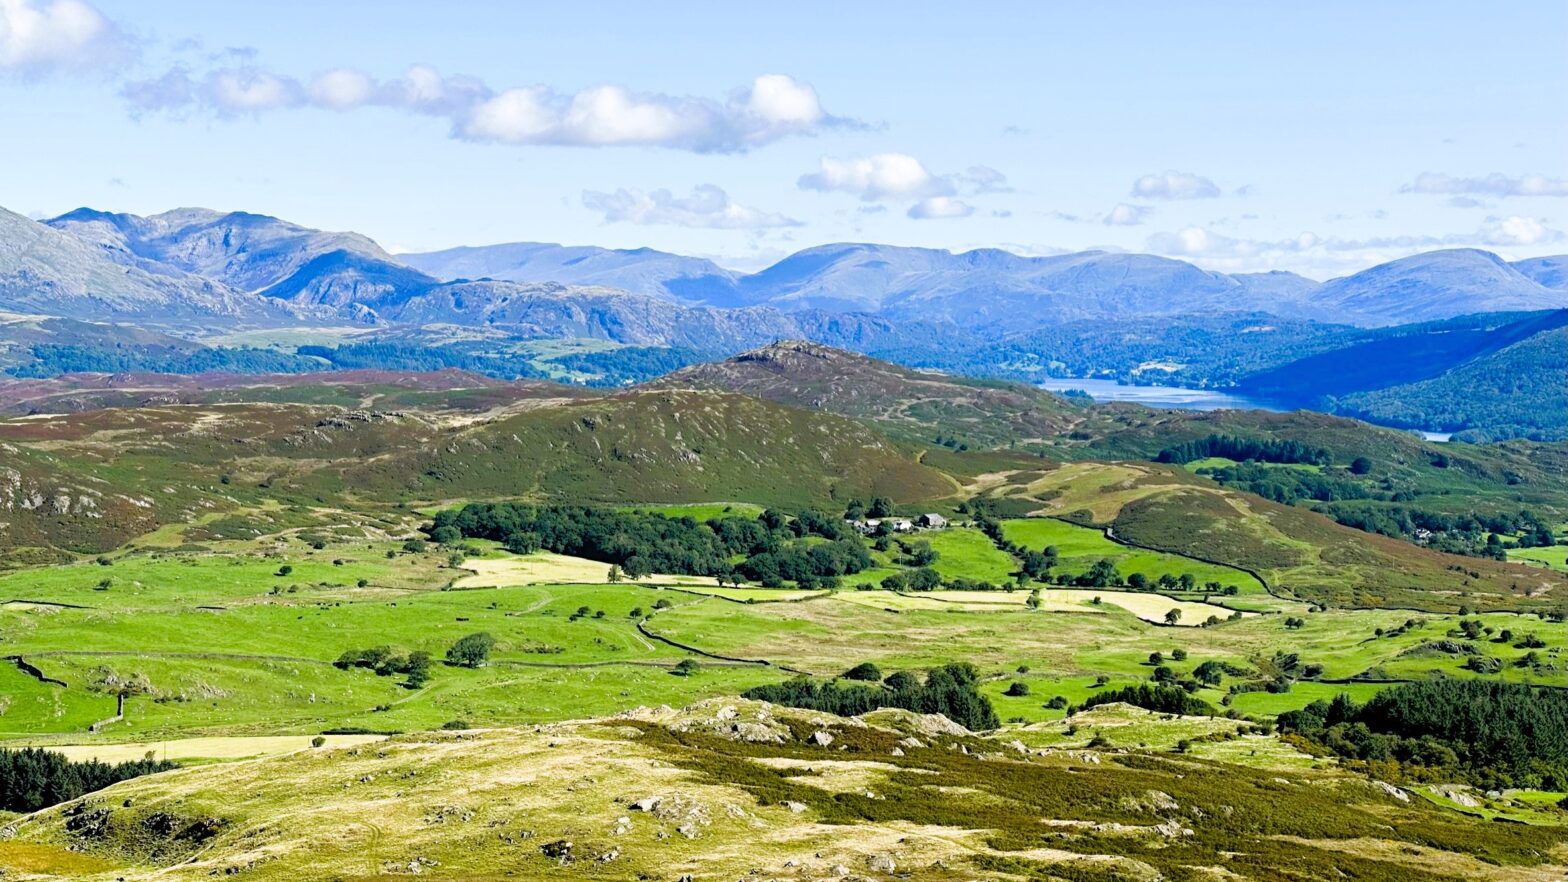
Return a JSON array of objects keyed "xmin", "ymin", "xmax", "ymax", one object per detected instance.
[
  {"xmin": 0, "ymin": 208, "xmax": 286, "ymax": 331},
  {"xmin": 652, "ymin": 340, "xmax": 1080, "ymax": 446},
  {"xmin": 45, "ymin": 208, "xmax": 396, "ymax": 294},
  {"xmin": 1335, "ymin": 324, "xmax": 1568, "ymax": 441},
  {"xmin": 1512, "ymin": 254, "xmax": 1568, "ymax": 288},
  {"xmin": 980, "ymin": 460, "xmax": 1558, "ymax": 613},
  {"xmin": 1310, "ymin": 249, "xmax": 1564, "ymax": 326},
  {"xmin": 7, "ymin": 700, "xmax": 1565, "ymax": 881},
  {"xmin": 25, "ymin": 203, "xmax": 1565, "ymax": 334},
  {"xmin": 0, "ymin": 383, "xmax": 954, "ymax": 562},
  {"xmin": 399, "ymin": 241, "xmax": 739, "ymax": 304}
]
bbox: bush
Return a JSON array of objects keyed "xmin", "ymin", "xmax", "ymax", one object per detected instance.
[
  {"xmin": 310, "ymin": 736, "xmax": 327, "ymax": 748},
  {"xmin": 1004, "ymin": 681, "xmax": 1030, "ymax": 697}
]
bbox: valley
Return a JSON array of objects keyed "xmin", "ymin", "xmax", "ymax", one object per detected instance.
[
  {"xmin": 0, "ymin": 349, "xmax": 1562, "ymax": 881},
  {"xmin": 3, "ymin": 7, "xmax": 1564, "ymax": 878}
]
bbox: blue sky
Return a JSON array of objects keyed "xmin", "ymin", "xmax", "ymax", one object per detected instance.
[{"xmin": 2, "ymin": 0, "xmax": 1565, "ymax": 277}]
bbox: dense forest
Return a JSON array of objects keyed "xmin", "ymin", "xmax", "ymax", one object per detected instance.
[
  {"xmin": 433, "ymin": 503, "xmax": 873, "ymax": 587},
  {"xmin": 0, "ymin": 747, "xmax": 176, "ymax": 813},
  {"xmin": 1155, "ymin": 434, "xmax": 1331, "ymax": 467},
  {"xmin": 9, "ymin": 343, "xmax": 315, "ymax": 377},
  {"xmin": 742, "ymin": 663, "xmax": 1000, "ymax": 731},
  {"xmin": 1276, "ymin": 680, "xmax": 1568, "ymax": 789}
]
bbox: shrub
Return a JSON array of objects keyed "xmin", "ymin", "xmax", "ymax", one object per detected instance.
[{"xmin": 1004, "ymin": 681, "xmax": 1030, "ymax": 697}]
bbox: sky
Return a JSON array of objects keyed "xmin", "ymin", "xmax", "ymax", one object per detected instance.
[{"xmin": 2, "ymin": 0, "xmax": 1565, "ymax": 278}]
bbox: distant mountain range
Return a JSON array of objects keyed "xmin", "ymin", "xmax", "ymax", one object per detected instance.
[
  {"xmin": 1, "ymin": 203, "xmax": 1563, "ymax": 438},
  {"xmin": 401, "ymin": 239, "xmax": 1566, "ymax": 328},
  {"xmin": 1, "ymin": 204, "xmax": 1559, "ymax": 336}
]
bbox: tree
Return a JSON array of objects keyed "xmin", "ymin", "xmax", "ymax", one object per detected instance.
[
  {"xmin": 867, "ymin": 496, "xmax": 895, "ymax": 518},
  {"xmin": 842, "ymin": 662, "xmax": 882, "ymax": 681},
  {"xmin": 1171, "ymin": 648, "xmax": 1187, "ymax": 661},
  {"xmin": 276, "ymin": 565, "xmax": 293, "ymax": 576},
  {"xmin": 1148, "ymin": 651, "xmax": 1164, "ymax": 665},
  {"xmin": 607, "ymin": 565, "xmax": 623, "ymax": 584},
  {"xmin": 1004, "ymin": 681, "xmax": 1030, "ymax": 697},
  {"xmin": 907, "ymin": 567, "xmax": 941, "ymax": 591},
  {"xmin": 1164, "ymin": 608, "xmax": 1182, "ymax": 626},
  {"xmin": 430, "ymin": 525, "xmax": 462, "ymax": 545},
  {"xmin": 673, "ymin": 658, "xmax": 701, "ymax": 677},
  {"xmin": 906, "ymin": 540, "xmax": 939, "ymax": 567},
  {"xmin": 1350, "ymin": 456, "xmax": 1373, "ymax": 475},
  {"xmin": 1127, "ymin": 572, "xmax": 1148, "ymax": 590},
  {"xmin": 404, "ymin": 651, "xmax": 433, "ymax": 688},
  {"xmin": 403, "ymin": 538, "xmax": 427, "ymax": 553},
  {"xmin": 445, "ymin": 632, "xmax": 495, "ymax": 668}
]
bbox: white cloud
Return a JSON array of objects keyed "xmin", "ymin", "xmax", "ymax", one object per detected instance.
[
  {"xmin": 120, "ymin": 64, "xmax": 843, "ymax": 153},
  {"xmin": 958, "ymin": 165, "xmax": 1012, "ymax": 194},
  {"xmin": 308, "ymin": 68, "xmax": 374, "ymax": 110},
  {"xmin": 1103, "ymin": 203, "xmax": 1151, "ymax": 226},
  {"xmin": 1130, "ymin": 170, "xmax": 1222, "ymax": 200},
  {"xmin": 908, "ymin": 196, "xmax": 974, "ymax": 220},
  {"xmin": 0, "ymin": 0, "xmax": 121, "ymax": 71},
  {"xmin": 798, "ymin": 153, "xmax": 953, "ymax": 201},
  {"xmin": 1477, "ymin": 215, "xmax": 1561, "ymax": 246},
  {"xmin": 205, "ymin": 67, "xmax": 303, "ymax": 112},
  {"xmin": 582, "ymin": 184, "xmax": 800, "ymax": 229},
  {"xmin": 1400, "ymin": 172, "xmax": 1568, "ymax": 198},
  {"xmin": 1143, "ymin": 218, "xmax": 1564, "ymax": 274}
]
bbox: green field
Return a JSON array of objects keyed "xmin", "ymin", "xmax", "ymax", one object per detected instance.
[
  {"xmin": 1000, "ymin": 517, "xmax": 1265, "ymax": 593},
  {"xmin": 1509, "ymin": 545, "xmax": 1568, "ymax": 571},
  {"xmin": 920, "ymin": 526, "xmax": 1019, "ymax": 583},
  {"xmin": 3, "ymin": 529, "xmax": 1563, "ymax": 744}
]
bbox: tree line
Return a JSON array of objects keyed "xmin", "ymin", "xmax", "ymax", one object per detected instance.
[
  {"xmin": 0, "ymin": 747, "xmax": 176, "ymax": 813},
  {"xmin": 432, "ymin": 503, "xmax": 873, "ymax": 587},
  {"xmin": 1276, "ymin": 680, "xmax": 1568, "ymax": 789}
]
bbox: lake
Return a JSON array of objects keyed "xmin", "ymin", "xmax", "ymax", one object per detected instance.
[
  {"xmin": 1037, "ymin": 378, "xmax": 1282, "ymax": 411},
  {"xmin": 1038, "ymin": 378, "xmax": 1453, "ymax": 442}
]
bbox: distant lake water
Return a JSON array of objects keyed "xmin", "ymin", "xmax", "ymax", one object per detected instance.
[
  {"xmin": 1036, "ymin": 378, "xmax": 1282, "ymax": 412},
  {"xmin": 1037, "ymin": 378, "xmax": 1453, "ymax": 442}
]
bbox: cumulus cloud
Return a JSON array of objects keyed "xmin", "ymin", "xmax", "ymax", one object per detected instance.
[
  {"xmin": 1400, "ymin": 172, "xmax": 1568, "ymax": 198},
  {"xmin": 1103, "ymin": 203, "xmax": 1152, "ymax": 226},
  {"xmin": 1476, "ymin": 215, "xmax": 1561, "ymax": 246},
  {"xmin": 120, "ymin": 64, "xmax": 846, "ymax": 152},
  {"xmin": 0, "ymin": 0, "xmax": 124, "ymax": 71},
  {"xmin": 798, "ymin": 153, "xmax": 954, "ymax": 201},
  {"xmin": 1130, "ymin": 170, "xmax": 1222, "ymax": 200},
  {"xmin": 907, "ymin": 197, "xmax": 974, "ymax": 220},
  {"xmin": 798, "ymin": 153, "xmax": 1006, "ymax": 220},
  {"xmin": 581, "ymin": 184, "xmax": 800, "ymax": 229}
]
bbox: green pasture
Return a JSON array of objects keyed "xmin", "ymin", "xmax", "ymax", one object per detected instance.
[{"xmin": 1000, "ymin": 517, "xmax": 1265, "ymax": 593}]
